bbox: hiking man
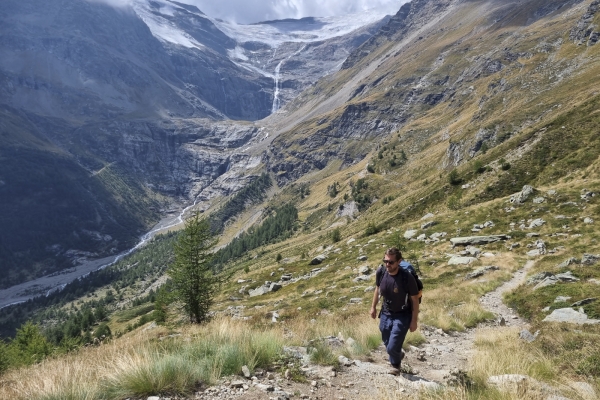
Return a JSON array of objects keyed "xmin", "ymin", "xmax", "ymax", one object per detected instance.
[{"xmin": 369, "ymin": 247, "xmax": 420, "ymax": 374}]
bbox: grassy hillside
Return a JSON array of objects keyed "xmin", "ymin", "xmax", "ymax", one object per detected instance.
[{"xmin": 1, "ymin": 0, "xmax": 600, "ymax": 399}]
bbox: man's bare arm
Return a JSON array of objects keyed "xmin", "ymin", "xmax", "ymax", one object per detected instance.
[
  {"xmin": 409, "ymin": 295, "xmax": 420, "ymax": 331},
  {"xmin": 370, "ymin": 286, "xmax": 380, "ymax": 319}
]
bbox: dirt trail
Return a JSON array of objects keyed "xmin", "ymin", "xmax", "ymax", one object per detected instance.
[{"xmin": 188, "ymin": 259, "xmax": 537, "ymax": 399}]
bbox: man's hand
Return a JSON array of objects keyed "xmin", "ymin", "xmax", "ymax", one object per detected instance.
[
  {"xmin": 370, "ymin": 306, "xmax": 377, "ymax": 319},
  {"xmin": 409, "ymin": 319, "xmax": 418, "ymax": 332}
]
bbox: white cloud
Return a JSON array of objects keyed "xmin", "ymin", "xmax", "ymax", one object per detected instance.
[
  {"xmin": 87, "ymin": 0, "xmax": 406, "ymax": 24},
  {"xmin": 196, "ymin": 0, "xmax": 405, "ymax": 23}
]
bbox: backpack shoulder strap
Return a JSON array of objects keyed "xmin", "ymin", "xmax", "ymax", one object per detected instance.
[{"xmin": 375, "ymin": 264, "xmax": 385, "ymax": 287}]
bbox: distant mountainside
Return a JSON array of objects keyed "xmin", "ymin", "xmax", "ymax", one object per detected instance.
[{"xmin": 0, "ymin": 0, "xmax": 389, "ymax": 288}]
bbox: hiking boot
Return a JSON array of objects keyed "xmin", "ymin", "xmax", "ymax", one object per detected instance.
[{"xmin": 387, "ymin": 366, "xmax": 400, "ymax": 376}]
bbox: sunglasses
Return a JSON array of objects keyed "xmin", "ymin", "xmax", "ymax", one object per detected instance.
[{"xmin": 382, "ymin": 259, "xmax": 397, "ymax": 264}]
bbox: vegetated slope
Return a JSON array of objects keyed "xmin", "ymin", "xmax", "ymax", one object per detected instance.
[
  {"xmin": 264, "ymin": 0, "xmax": 600, "ymax": 190},
  {"xmin": 2, "ymin": 1, "xmax": 600, "ymax": 397}
]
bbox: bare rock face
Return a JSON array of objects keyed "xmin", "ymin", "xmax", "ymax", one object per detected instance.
[{"xmin": 570, "ymin": 0, "xmax": 600, "ymax": 46}]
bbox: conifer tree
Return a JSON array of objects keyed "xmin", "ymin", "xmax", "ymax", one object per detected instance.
[{"xmin": 168, "ymin": 213, "xmax": 218, "ymax": 324}]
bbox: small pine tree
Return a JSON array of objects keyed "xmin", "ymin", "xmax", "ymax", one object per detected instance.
[{"xmin": 168, "ymin": 213, "xmax": 218, "ymax": 324}]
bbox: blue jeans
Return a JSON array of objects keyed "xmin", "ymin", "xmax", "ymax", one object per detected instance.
[{"xmin": 379, "ymin": 312, "xmax": 412, "ymax": 367}]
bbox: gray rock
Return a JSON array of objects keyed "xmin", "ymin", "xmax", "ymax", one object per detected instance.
[
  {"xmin": 353, "ymin": 275, "xmax": 371, "ymax": 282},
  {"xmin": 349, "ymin": 298, "xmax": 363, "ymax": 304},
  {"xmin": 554, "ymin": 296, "xmax": 572, "ymax": 303},
  {"xmin": 269, "ymin": 283, "xmax": 282, "ymax": 292},
  {"xmin": 357, "ymin": 255, "xmax": 368, "ymax": 261},
  {"xmin": 417, "ymin": 234, "xmax": 427, "ymax": 241},
  {"xmin": 249, "ymin": 285, "xmax": 270, "ymax": 297},
  {"xmin": 346, "ymin": 238, "xmax": 356, "ymax": 245},
  {"xmin": 527, "ymin": 249, "xmax": 543, "ymax": 257},
  {"xmin": 310, "ymin": 254, "xmax": 327, "ymax": 265},
  {"xmin": 421, "ymin": 221, "xmax": 437, "ymax": 229},
  {"xmin": 581, "ymin": 253, "xmax": 600, "ymax": 265},
  {"xmin": 487, "ymin": 374, "xmax": 529, "ymax": 391},
  {"xmin": 529, "ymin": 218, "xmax": 546, "ymax": 228},
  {"xmin": 571, "ymin": 298, "xmax": 597, "ymax": 307},
  {"xmin": 557, "ymin": 257, "xmax": 579, "ymax": 268},
  {"xmin": 465, "ymin": 265, "xmax": 499, "ymax": 280},
  {"xmin": 527, "ymin": 272, "xmax": 553, "ymax": 285},
  {"xmin": 338, "ymin": 355, "xmax": 353, "ymax": 366},
  {"xmin": 448, "ymin": 256, "xmax": 477, "ymax": 265},
  {"xmin": 519, "ymin": 329, "xmax": 539, "ymax": 343},
  {"xmin": 533, "ymin": 197, "xmax": 546, "ymax": 204},
  {"xmin": 542, "ymin": 308, "xmax": 600, "ymax": 324},
  {"xmin": 242, "ymin": 365, "xmax": 251, "ymax": 378},
  {"xmin": 450, "ymin": 235, "xmax": 509, "ymax": 246},
  {"xmin": 280, "ymin": 274, "xmax": 293, "ymax": 281},
  {"xmin": 231, "ymin": 380, "xmax": 246, "ymax": 388},
  {"xmin": 555, "ymin": 272, "xmax": 580, "ymax": 282},
  {"xmin": 465, "ymin": 246, "xmax": 481, "ymax": 256},
  {"xmin": 358, "ymin": 265, "xmax": 371, "ymax": 274},
  {"xmin": 421, "ymin": 213, "xmax": 435, "ymax": 220},
  {"xmin": 147, "ymin": 397, "xmax": 160, "ymax": 400},
  {"xmin": 404, "ymin": 230, "xmax": 418, "ymax": 239},
  {"xmin": 364, "ymin": 286, "xmax": 375, "ymax": 292},
  {"xmin": 510, "ymin": 185, "xmax": 536, "ymax": 204},
  {"xmin": 534, "ymin": 272, "xmax": 579, "ymax": 290},
  {"xmin": 584, "ymin": 217, "xmax": 594, "ymax": 224},
  {"xmin": 571, "ymin": 382, "xmax": 597, "ymax": 399},
  {"xmin": 255, "ymin": 383, "xmax": 274, "ymax": 392}
]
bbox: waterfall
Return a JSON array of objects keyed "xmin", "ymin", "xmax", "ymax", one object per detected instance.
[{"xmin": 272, "ymin": 60, "xmax": 284, "ymax": 113}]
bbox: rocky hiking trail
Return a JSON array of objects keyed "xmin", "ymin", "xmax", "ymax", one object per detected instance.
[{"xmin": 158, "ymin": 260, "xmax": 537, "ymax": 400}]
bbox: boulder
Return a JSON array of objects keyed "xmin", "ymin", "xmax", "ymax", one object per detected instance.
[
  {"xmin": 417, "ymin": 234, "xmax": 427, "ymax": 241},
  {"xmin": 358, "ymin": 265, "xmax": 371, "ymax": 275},
  {"xmin": 465, "ymin": 265, "xmax": 499, "ymax": 280},
  {"xmin": 510, "ymin": 185, "xmax": 536, "ymax": 204},
  {"xmin": 533, "ymin": 197, "xmax": 546, "ymax": 204},
  {"xmin": 450, "ymin": 235, "xmax": 509, "ymax": 246},
  {"xmin": 527, "ymin": 272, "xmax": 553, "ymax": 285},
  {"xmin": 269, "ymin": 283, "xmax": 282, "ymax": 292},
  {"xmin": 249, "ymin": 285, "xmax": 270, "ymax": 297},
  {"xmin": 542, "ymin": 308, "xmax": 600, "ymax": 324},
  {"xmin": 584, "ymin": 217, "xmax": 594, "ymax": 224},
  {"xmin": 519, "ymin": 329, "xmax": 539, "ymax": 343},
  {"xmin": 557, "ymin": 257, "xmax": 579, "ymax": 268},
  {"xmin": 528, "ymin": 218, "xmax": 546, "ymax": 228},
  {"xmin": 421, "ymin": 221, "xmax": 437, "ymax": 229},
  {"xmin": 421, "ymin": 213, "xmax": 435, "ymax": 220},
  {"xmin": 581, "ymin": 253, "xmax": 600, "ymax": 265},
  {"xmin": 357, "ymin": 255, "xmax": 368, "ymax": 261},
  {"xmin": 571, "ymin": 298, "xmax": 597, "ymax": 307},
  {"xmin": 353, "ymin": 275, "xmax": 371, "ymax": 282},
  {"xmin": 280, "ymin": 274, "xmax": 293, "ymax": 281},
  {"xmin": 448, "ymin": 256, "xmax": 477, "ymax": 265},
  {"xmin": 404, "ymin": 229, "xmax": 418, "ymax": 239},
  {"xmin": 310, "ymin": 254, "xmax": 327, "ymax": 265}
]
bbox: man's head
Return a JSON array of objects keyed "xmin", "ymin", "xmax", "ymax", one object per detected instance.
[{"xmin": 383, "ymin": 247, "xmax": 402, "ymax": 274}]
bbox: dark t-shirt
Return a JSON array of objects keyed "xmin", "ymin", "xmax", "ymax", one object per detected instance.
[{"xmin": 376, "ymin": 266, "xmax": 419, "ymax": 315}]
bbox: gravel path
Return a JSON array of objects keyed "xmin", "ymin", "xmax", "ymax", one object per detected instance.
[{"xmin": 176, "ymin": 259, "xmax": 537, "ymax": 399}]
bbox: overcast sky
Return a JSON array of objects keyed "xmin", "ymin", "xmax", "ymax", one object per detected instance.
[{"xmin": 188, "ymin": 0, "xmax": 405, "ymax": 23}]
